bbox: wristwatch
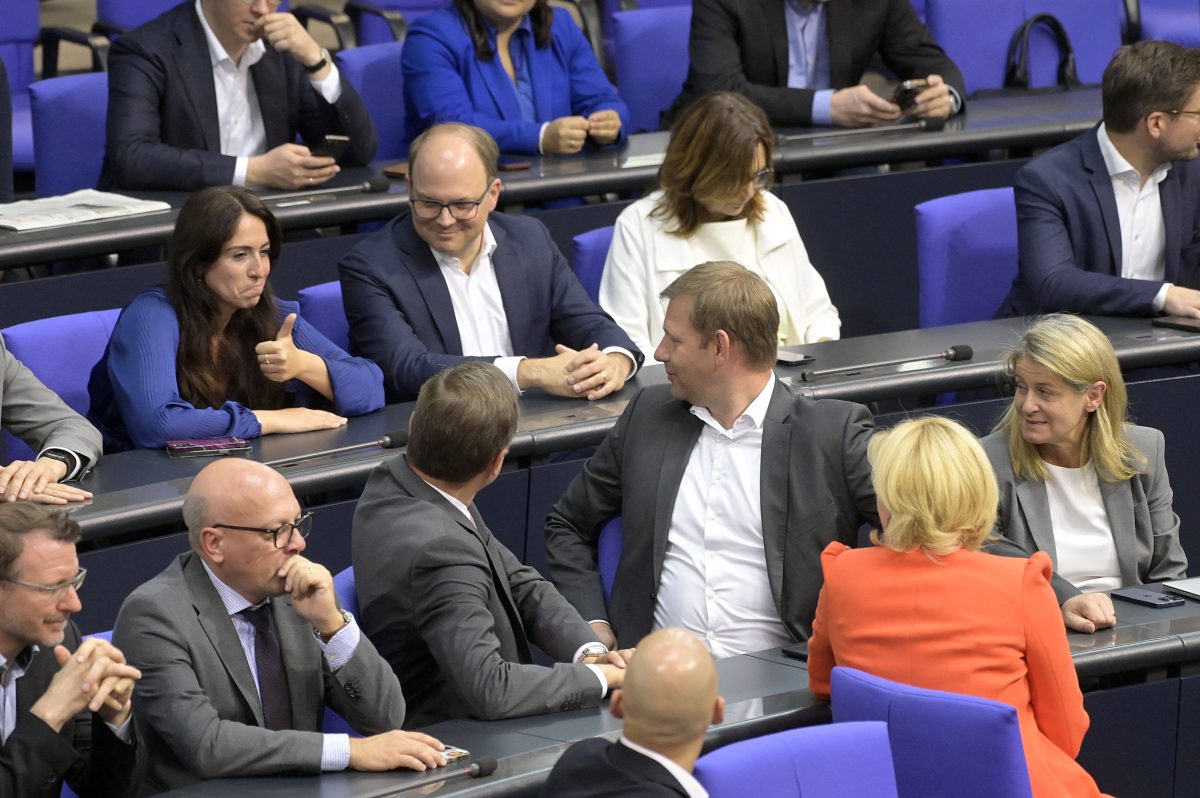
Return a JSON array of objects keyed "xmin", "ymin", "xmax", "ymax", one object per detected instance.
[
  {"xmin": 304, "ymin": 48, "xmax": 331, "ymax": 74},
  {"xmin": 575, "ymin": 643, "xmax": 610, "ymax": 664},
  {"xmin": 38, "ymin": 449, "xmax": 76, "ymax": 478},
  {"xmin": 313, "ymin": 609, "xmax": 352, "ymax": 643}
]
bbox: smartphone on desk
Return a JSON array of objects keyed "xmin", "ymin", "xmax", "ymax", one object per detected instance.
[
  {"xmin": 1111, "ymin": 586, "xmax": 1185, "ymax": 608},
  {"xmin": 166, "ymin": 436, "xmax": 251, "ymax": 458},
  {"xmin": 1152, "ymin": 316, "xmax": 1200, "ymax": 333},
  {"xmin": 776, "ymin": 350, "xmax": 814, "ymax": 367},
  {"xmin": 311, "ymin": 134, "xmax": 350, "ymax": 161},
  {"xmin": 442, "ymin": 745, "xmax": 470, "ymax": 764}
]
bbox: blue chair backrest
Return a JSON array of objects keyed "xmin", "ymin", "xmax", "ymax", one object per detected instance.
[
  {"xmin": 571, "ymin": 225, "xmax": 615, "ymax": 303},
  {"xmin": 915, "ymin": 187, "xmax": 1017, "ymax": 328},
  {"xmin": 333, "ymin": 566, "xmax": 360, "ymax": 616},
  {"xmin": 94, "ymin": 0, "xmax": 184, "ymax": 35},
  {"xmin": 831, "ymin": 666, "xmax": 1033, "ymax": 798},
  {"xmin": 358, "ymin": 0, "xmax": 449, "ymax": 45},
  {"xmin": 297, "ymin": 281, "xmax": 351, "ymax": 352},
  {"xmin": 2, "ymin": 310, "xmax": 120, "ymax": 463},
  {"xmin": 1135, "ymin": 0, "xmax": 1200, "ymax": 46},
  {"xmin": 925, "ymin": 0, "xmax": 1122, "ymax": 93},
  {"xmin": 601, "ymin": 0, "xmax": 690, "ymax": 67},
  {"xmin": 598, "ymin": 516, "xmax": 622, "ymax": 603},
  {"xmin": 612, "ymin": 7, "xmax": 691, "ymax": 133},
  {"xmin": 31, "ymin": 72, "xmax": 108, "ymax": 197},
  {"xmin": 335, "ymin": 42, "xmax": 406, "ymax": 161},
  {"xmin": 3, "ymin": 0, "xmax": 39, "ymax": 171},
  {"xmin": 695, "ymin": 722, "xmax": 899, "ymax": 798},
  {"xmin": 910, "ymin": 0, "xmax": 927, "ymax": 21}
]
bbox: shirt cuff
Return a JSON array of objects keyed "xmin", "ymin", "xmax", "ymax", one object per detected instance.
[
  {"xmin": 104, "ymin": 716, "xmax": 135, "ymax": 745},
  {"xmin": 318, "ymin": 613, "xmax": 360, "ymax": 672},
  {"xmin": 811, "ymin": 89, "xmax": 835, "ymax": 126},
  {"xmin": 310, "ymin": 62, "xmax": 343, "ymax": 104},
  {"xmin": 583, "ymin": 664, "xmax": 609, "ymax": 698},
  {"xmin": 537, "ymin": 122, "xmax": 549, "ymax": 155},
  {"xmin": 1155, "ymin": 283, "xmax": 1172, "ymax": 313},
  {"xmin": 572, "ymin": 641, "xmax": 608, "ymax": 663},
  {"xmin": 322, "ymin": 733, "xmax": 351, "ymax": 771},
  {"xmin": 601, "ymin": 347, "xmax": 639, "ymax": 379},
  {"xmin": 495, "ymin": 356, "xmax": 526, "ymax": 395},
  {"xmin": 233, "ymin": 156, "xmax": 249, "ymax": 187},
  {"xmin": 37, "ymin": 448, "xmax": 84, "ymax": 481}
]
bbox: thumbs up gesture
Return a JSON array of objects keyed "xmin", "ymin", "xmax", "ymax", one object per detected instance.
[{"xmin": 256, "ymin": 313, "xmax": 302, "ymax": 383}]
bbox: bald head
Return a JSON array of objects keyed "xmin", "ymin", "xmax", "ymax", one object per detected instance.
[
  {"xmin": 618, "ymin": 629, "xmax": 721, "ymax": 752},
  {"xmin": 184, "ymin": 459, "xmax": 295, "ymax": 552},
  {"xmin": 408, "ymin": 123, "xmax": 499, "ymax": 187}
]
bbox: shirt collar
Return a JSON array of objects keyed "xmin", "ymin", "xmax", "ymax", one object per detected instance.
[
  {"xmin": 1098, "ymin": 122, "xmax": 1171, "ymax": 184},
  {"xmin": 409, "ymin": 455, "xmax": 475, "ymax": 526},
  {"xmin": 195, "ymin": 0, "xmax": 266, "ymax": 69},
  {"xmin": 618, "ymin": 737, "xmax": 709, "ymax": 798},
  {"xmin": 0, "ymin": 645, "xmax": 37, "ymax": 676},
  {"xmin": 201, "ymin": 559, "xmax": 260, "ymax": 617},
  {"xmin": 430, "ymin": 222, "xmax": 498, "ymax": 275},
  {"xmin": 690, "ymin": 373, "xmax": 776, "ymax": 435},
  {"xmin": 481, "ymin": 12, "xmax": 535, "ymax": 42}
]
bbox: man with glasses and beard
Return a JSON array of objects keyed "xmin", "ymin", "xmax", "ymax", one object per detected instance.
[
  {"xmin": 339, "ymin": 122, "xmax": 642, "ymax": 402},
  {"xmin": 113, "ymin": 459, "xmax": 446, "ymax": 793}
]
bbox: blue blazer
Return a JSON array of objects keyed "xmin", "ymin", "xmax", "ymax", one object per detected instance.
[
  {"xmin": 101, "ymin": 1, "xmax": 376, "ymax": 191},
  {"xmin": 1000, "ymin": 124, "xmax": 1200, "ymax": 316},
  {"xmin": 88, "ymin": 288, "xmax": 384, "ymax": 451},
  {"xmin": 338, "ymin": 211, "xmax": 643, "ymax": 402},
  {"xmin": 401, "ymin": 7, "xmax": 630, "ymax": 154}
]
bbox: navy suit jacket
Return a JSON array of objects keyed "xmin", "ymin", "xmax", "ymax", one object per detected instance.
[
  {"xmin": 401, "ymin": 7, "xmax": 629, "ymax": 154},
  {"xmin": 338, "ymin": 211, "xmax": 642, "ymax": 402},
  {"xmin": 101, "ymin": 1, "xmax": 376, "ymax": 191},
  {"xmin": 1001, "ymin": 124, "xmax": 1200, "ymax": 317},
  {"xmin": 540, "ymin": 738, "xmax": 689, "ymax": 797}
]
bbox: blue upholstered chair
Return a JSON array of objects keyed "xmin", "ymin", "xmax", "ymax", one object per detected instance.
[
  {"xmin": 352, "ymin": 0, "xmax": 445, "ymax": 45},
  {"xmin": 601, "ymin": 0, "xmax": 690, "ymax": 68},
  {"xmin": 92, "ymin": 0, "xmax": 182, "ymax": 37},
  {"xmin": 611, "ymin": 6, "xmax": 691, "ymax": 132},
  {"xmin": 335, "ymin": 42, "xmax": 406, "ymax": 161},
  {"xmin": 570, "ymin": 225, "xmax": 615, "ymax": 303},
  {"xmin": 1131, "ymin": 0, "xmax": 1200, "ymax": 46},
  {"xmin": 30, "ymin": 72, "xmax": 109, "ymax": 197},
  {"xmin": 831, "ymin": 667, "xmax": 1033, "ymax": 798},
  {"xmin": 598, "ymin": 517, "xmax": 622, "ymax": 603},
  {"xmin": 297, "ymin": 281, "xmax": 351, "ymax": 352},
  {"xmin": 1, "ymin": 309, "xmax": 120, "ymax": 464},
  {"xmin": 914, "ymin": 187, "xmax": 1017, "ymax": 328},
  {"xmin": 2, "ymin": 0, "xmax": 39, "ymax": 173},
  {"xmin": 333, "ymin": 566, "xmax": 360, "ymax": 616},
  {"xmin": 694, "ymin": 722, "xmax": 900, "ymax": 798}
]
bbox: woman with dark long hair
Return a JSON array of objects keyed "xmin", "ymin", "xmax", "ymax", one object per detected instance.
[
  {"xmin": 401, "ymin": 0, "xmax": 628, "ymax": 155},
  {"xmin": 89, "ymin": 186, "xmax": 383, "ymax": 451}
]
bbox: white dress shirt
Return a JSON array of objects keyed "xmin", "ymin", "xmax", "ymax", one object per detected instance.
[
  {"xmin": 1098, "ymin": 124, "xmax": 1172, "ymax": 311},
  {"xmin": 200, "ymin": 561, "xmax": 358, "ymax": 771},
  {"xmin": 194, "ymin": 0, "xmax": 343, "ymax": 187},
  {"xmin": 1044, "ymin": 461, "xmax": 1122, "ymax": 593},
  {"xmin": 619, "ymin": 737, "xmax": 709, "ymax": 798},
  {"xmin": 653, "ymin": 375, "xmax": 792, "ymax": 658}
]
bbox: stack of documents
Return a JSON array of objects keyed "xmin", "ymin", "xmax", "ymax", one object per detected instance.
[{"xmin": 0, "ymin": 190, "xmax": 171, "ymax": 232}]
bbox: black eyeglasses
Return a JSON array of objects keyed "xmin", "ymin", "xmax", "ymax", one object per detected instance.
[
  {"xmin": 410, "ymin": 186, "xmax": 491, "ymax": 221},
  {"xmin": 750, "ymin": 168, "xmax": 773, "ymax": 190},
  {"xmin": 213, "ymin": 513, "xmax": 313, "ymax": 548},
  {"xmin": 2, "ymin": 567, "xmax": 87, "ymax": 599},
  {"xmin": 1165, "ymin": 109, "xmax": 1200, "ymax": 120}
]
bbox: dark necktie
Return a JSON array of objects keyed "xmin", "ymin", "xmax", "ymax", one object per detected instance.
[
  {"xmin": 239, "ymin": 604, "xmax": 294, "ymax": 731},
  {"xmin": 469, "ymin": 505, "xmax": 534, "ymax": 664}
]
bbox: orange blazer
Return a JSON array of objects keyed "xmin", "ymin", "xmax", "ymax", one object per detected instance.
[{"xmin": 808, "ymin": 543, "xmax": 1102, "ymax": 798}]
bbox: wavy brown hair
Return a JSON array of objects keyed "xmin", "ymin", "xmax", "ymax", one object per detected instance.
[
  {"xmin": 167, "ymin": 187, "xmax": 287, "ymax": 411},
  {"xmin": 453, "ymin": 0, "xmax": 553, "ymax": 61},
  {"xmin": 653, "ymin": 91, "xmax": 774, "ymax": 237}
]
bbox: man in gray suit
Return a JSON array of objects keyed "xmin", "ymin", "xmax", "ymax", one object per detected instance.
[
  {"xmin": 547, "ymin": 261, "xmax": 879, "ymax": 653},
  {"xmin": 0, "ymin": 336, "xmax": 101, "ymax": 503},
  {"xmin": 113, "ymin": 459, "xmax": 447, "ymax": 793},
  {"xmin": 354, "ymin": 362, "xmax": 635, "ymax": 728}
]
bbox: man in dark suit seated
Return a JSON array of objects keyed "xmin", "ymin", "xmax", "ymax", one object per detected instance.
[
  {"xmin": 113, "ymin": 458, "xmax": 447, "ymax": 793},
  {"xmin": 546, "ymin": 261, "xmax": 879, "ymax": 653},
  {"xmin": 541, "ymin": 628, "xmax": 723, "ymax": 798},
  {"xmin": 339, "ymin": 122, "xmax": 642, "ymax": 402},
  {"xmin": 666, "ymin": 0, "xmax": 965, "ymax": 129},
  {"xmin": 1000, "ymin": 40, "xmax": 1200, "ymax": 319},
  {"xmin": 0, "ymin": 503, "xmax": 143, "ymax": 797},
  {"xmin": 102, "ymin": 0, "xmax": 376, "ymax": 191},
  {"xmin": 354, "ymin": 361, "xmax": 635, "ymax": 727}
]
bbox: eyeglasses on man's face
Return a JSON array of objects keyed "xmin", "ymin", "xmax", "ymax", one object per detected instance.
[
  {"xmin": 410, "ymin": 186, "xmax": 492, "ymax": 221},
  {"xmin": 1, "ymin": 567, "xmax": 87, "ymax": 600},
  {"xmin": 213, "ymin": 512, "xmax": 313, "ymax": 548},
  {"xmin": 1164, "ymin": 109, "xmax": 1200, "ymax": 121},
  {"xmin": 238, "ymin": 0, "xmax": 283, "ymax": 7}
]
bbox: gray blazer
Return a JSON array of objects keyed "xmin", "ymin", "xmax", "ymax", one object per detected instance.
[
  {"xmin": 982, "ymin": 427, "xmax": 1188, "ymax": 602},
  {"xmin": 353, "ymin": 455, "xmax": 601, "ymax": 728},
  {"xmin": 1, "ymin": 334, "xmax": 101, "ymax": 468},
  {"xmin": 545, "ymin": 380, "xmax": 879, "ymax": 647},
  {"xmin": 112, "ymin": 553, "xmax": 406, "ymax": 794}
]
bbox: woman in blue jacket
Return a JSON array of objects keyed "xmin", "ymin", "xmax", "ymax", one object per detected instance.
[
  {"xmin": 402, "ymin": 0, "xmax": 630, "ymax": 155},
  {"xmin": 89, "ymin": 186, "xmax": 384, "ymax": 451}
]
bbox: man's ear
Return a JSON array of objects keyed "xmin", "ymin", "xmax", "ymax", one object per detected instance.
[
  {"xmin": 200, "ymin": 526, "xmax": 224, "ymax": 563},
  {"xmin": 609, "ymin": 689, "xmax": 625, "ymax": 720},
  {"xmin": 711, "ymin": 695, "xmax": 725, "ymax": 725},
  {"xmin": 712, "ymin": 329, "xmax": 732, "ymax": 362}
]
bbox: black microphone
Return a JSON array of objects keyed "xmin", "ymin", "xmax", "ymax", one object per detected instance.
[
  {"xmin": 379, "ymin": 427, "xmax": 408, "ymax": 449},
  {"xmin": 266, "ymin": 174, "xmax": 391, "ymax": 203},
  {"xmin": 798, "ymin": 344, "xmax": 973, "ymax": 382},
  {"xmin": 386, "ymin": 756, "xmax": 498, "ymax": 795},
  {"xmin": 776, "ymin": 117, "xmax": 948, "ymax": 143},
  {"xmin": 263, "ymin": 426, "xmax": 408, "ymax": 469}
]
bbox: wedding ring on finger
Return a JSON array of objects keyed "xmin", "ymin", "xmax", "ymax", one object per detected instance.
[{"xmin": 265, "ymin": 355, "xmax": 271, "ymax": 366}]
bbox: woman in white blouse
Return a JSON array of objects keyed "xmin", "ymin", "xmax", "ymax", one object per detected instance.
[
  {"xmin": 981, "ymin": 314, "xmax": 1186, "ymax": 600},
  {"xmin": 599, "ymin": 92, "xmax": 840, "ymax": 359}
]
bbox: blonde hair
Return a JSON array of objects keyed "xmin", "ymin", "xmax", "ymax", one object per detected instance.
[
  {"xmin": 869, "ymin": 416, "xmax": 998, "ymax": 555},
  {"xmin": 994, "ymin": 314, "xmax": 1144, "ymax": 483}
]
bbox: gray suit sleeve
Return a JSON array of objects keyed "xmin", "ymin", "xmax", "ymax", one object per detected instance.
[
  {"xmin": 500, "ymin": 543, "xmax": 600, "ymax": 662},
  {"xmin": 413, "ymin": 534, "xmax": 601, "ymax": 721},
  {"xmin": 0, "ymin": 335, "xmax": 102, "ymax": 466},
  {"xmin": 1138, "ymin": 427, "xmax": 1188, "ymax": 582},
  {"xmin": 323, "ymin": 629, "xmax": 407, "ymax": 734}
]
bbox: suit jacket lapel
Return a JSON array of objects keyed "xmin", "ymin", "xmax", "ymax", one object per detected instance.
[
  {"xmin": 653, "ymin": 406, "xmax": 703, "ymax": 585},
  {"xmin": 524, "ymin": 30, "xmax": 556, "ymax": 125},
  {"xmin": 271, "ymin": 595, "xmax": 320, "ymax": 730},
  {"xmin": 183, "ymin": 554, "xmax": 265, "ymax": 727},
  {"xmin": 172, "ymin": 8, "xmax": 222, "ymax": 151},
  {"xmin": 1083, "ymin": 130, "xmax": 1124, "ymax": 275},
  {"xmin": 1161, "ymin": 169, "xmax": 1186, "ymax": 283},
  {"xmin": 1099, "ymin": 478, "xmax": 1139, "ymax": 585},
  {"xmin": 823, "ymin": 0, "xmax": 853, "ymax": 88},
  {"xmin": 1014, "ymin": 480, "xmax": 1059, "ymax": 567},
  {"xmin": 759, "ymin": 381, "xmax": 793, "ymax": 615},
  {"xmin": 476, "ymin": 31, "xmax": 523, "ymax": 121},
  {"xmin": 490, "ymin": 223, "xmax": 532, "ymax": 357},
  {"xmin": 394, "ymin": 217, "xmax": 465, "ymax": 354},
  {"xmin": 251, "ymin": 52, "xmax": 289, "ymax": 150}
]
